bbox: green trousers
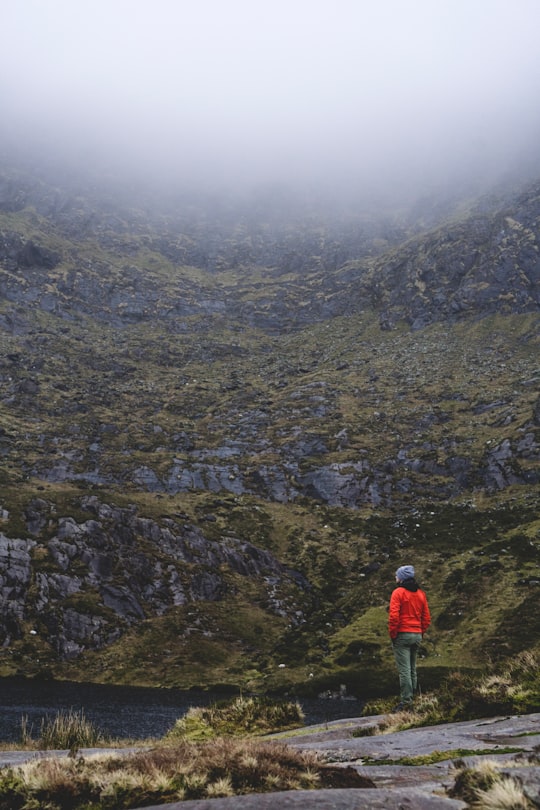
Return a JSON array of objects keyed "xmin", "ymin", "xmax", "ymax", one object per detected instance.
[{"xmin": 392, "ymin": 632, "xmax": 422, "ymax": 704}]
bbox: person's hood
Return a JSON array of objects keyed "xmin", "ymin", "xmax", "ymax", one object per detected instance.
[{"xmin": 397, "ymin": 577, "xmax": 419, "ymax": 592}]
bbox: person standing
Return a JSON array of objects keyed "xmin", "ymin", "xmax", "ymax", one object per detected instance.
[{"xmin": 388, "ymin": 564, "xmax": 431, "ymax": 711}]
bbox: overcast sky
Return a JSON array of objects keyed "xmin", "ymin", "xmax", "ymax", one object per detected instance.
[{"xmin": 2, "ymin": 0, "xmax": 540, "ymax": 198}]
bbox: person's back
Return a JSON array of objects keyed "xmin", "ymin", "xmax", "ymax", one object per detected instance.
[{"xmin": 389, "ymin": 578, "xmax": 430, "ymax": 637}]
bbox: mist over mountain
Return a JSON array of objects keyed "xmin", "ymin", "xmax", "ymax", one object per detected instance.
[{"xmin": 3, "ymin": 0, "xmax": 540, "ymax": 205}]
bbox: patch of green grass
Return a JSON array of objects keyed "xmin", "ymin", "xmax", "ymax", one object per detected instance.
[
  {"xmin": 363, "ymin": 747, "xmax": 525, "ymax": 766},
  {"xmin": 59, "ymin": 596, "xmax": 289, "ymax": 690},
  {"xmin": 166, "ymin": 696, "xmax": 304, "ymax": 740}
]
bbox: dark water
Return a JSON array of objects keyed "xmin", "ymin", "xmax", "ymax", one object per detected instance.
[{"xmin": 0, "ymin": 678, "xmax": 362, "ymax": 743}]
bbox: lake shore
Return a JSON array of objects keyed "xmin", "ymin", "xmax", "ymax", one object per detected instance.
[{"xmin": 0, "ymin": 676, "xmax": 363, "ymax": 743}]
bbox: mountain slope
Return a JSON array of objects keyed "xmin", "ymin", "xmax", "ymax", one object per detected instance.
[{"xmin": 0, "ymin": 164, "xmax": 538, "ymax": 695}]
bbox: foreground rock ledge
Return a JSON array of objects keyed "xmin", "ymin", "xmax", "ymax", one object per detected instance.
[
  {"xmin": 0, "ymin": 713, "xmax": 538, "ymax": 809},
  {"xmin": 138, "ymin": 712, "xmax": 540, "ymax": 809}
]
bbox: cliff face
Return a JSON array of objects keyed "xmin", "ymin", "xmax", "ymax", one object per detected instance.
[{"xmin": 0, "ymin": 164, "xmax": 538, "ymax": 690}]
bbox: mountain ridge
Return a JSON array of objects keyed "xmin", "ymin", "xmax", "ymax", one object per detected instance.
[{"xmin": 2, "ymin": 167, "xmax": 539, "ymax": 331}]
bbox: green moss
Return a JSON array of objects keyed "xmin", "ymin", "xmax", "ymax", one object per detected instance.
[{"xmin": 367, "ymin": 747, "xmax": 524, "ymax": 766}]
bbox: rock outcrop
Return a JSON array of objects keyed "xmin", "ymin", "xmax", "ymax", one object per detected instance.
[{"xmin": 0, "ymin": 497, "xmax": 310, "ymax": 661}]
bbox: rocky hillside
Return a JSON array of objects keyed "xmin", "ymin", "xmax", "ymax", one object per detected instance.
[
  {"xmin": 0, "ymin": 163, "xmax": 538, "ymax": 695},
  {"xmin": 330, "ymin": 181, "xmax": 540, "ymax": 330}
]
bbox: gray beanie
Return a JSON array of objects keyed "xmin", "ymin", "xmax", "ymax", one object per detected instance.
[{"xmin": 396, "ymin": 565, "xmax": 415, "ymax": 582}]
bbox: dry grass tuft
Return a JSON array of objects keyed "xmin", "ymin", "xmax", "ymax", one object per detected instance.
[
  {"xmin": 0, "ymin": 737, "xmax": 374, "ymax": 808},
  {"xmin": 473, "ymin": 777, "xmax": 531, "ymax": 809},
  {"xmin": 20, "ymin": 708, "xmax": 109, "ymax": 751},
  {"xmin": 449, "ymin": 759, "xmax": 532, "ymax": 809}
]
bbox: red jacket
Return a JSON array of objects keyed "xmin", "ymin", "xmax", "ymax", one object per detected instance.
[{"xmin": 389, "ymin": 581, "xmax": 431, "ymax": 639}]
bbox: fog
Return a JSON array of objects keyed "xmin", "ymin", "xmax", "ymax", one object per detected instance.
[{"xmin": 2, "ymin": 0, "xmax": 540, "ymax": 202}]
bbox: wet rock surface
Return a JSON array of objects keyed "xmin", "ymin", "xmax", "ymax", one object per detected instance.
[
  {"xmin": 139, "ymin": 790, "xmax": 467, "ymax": 808},
  {"xmin": 283, "ymin": 711, "xmax": 540, "ymax": 760}
]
